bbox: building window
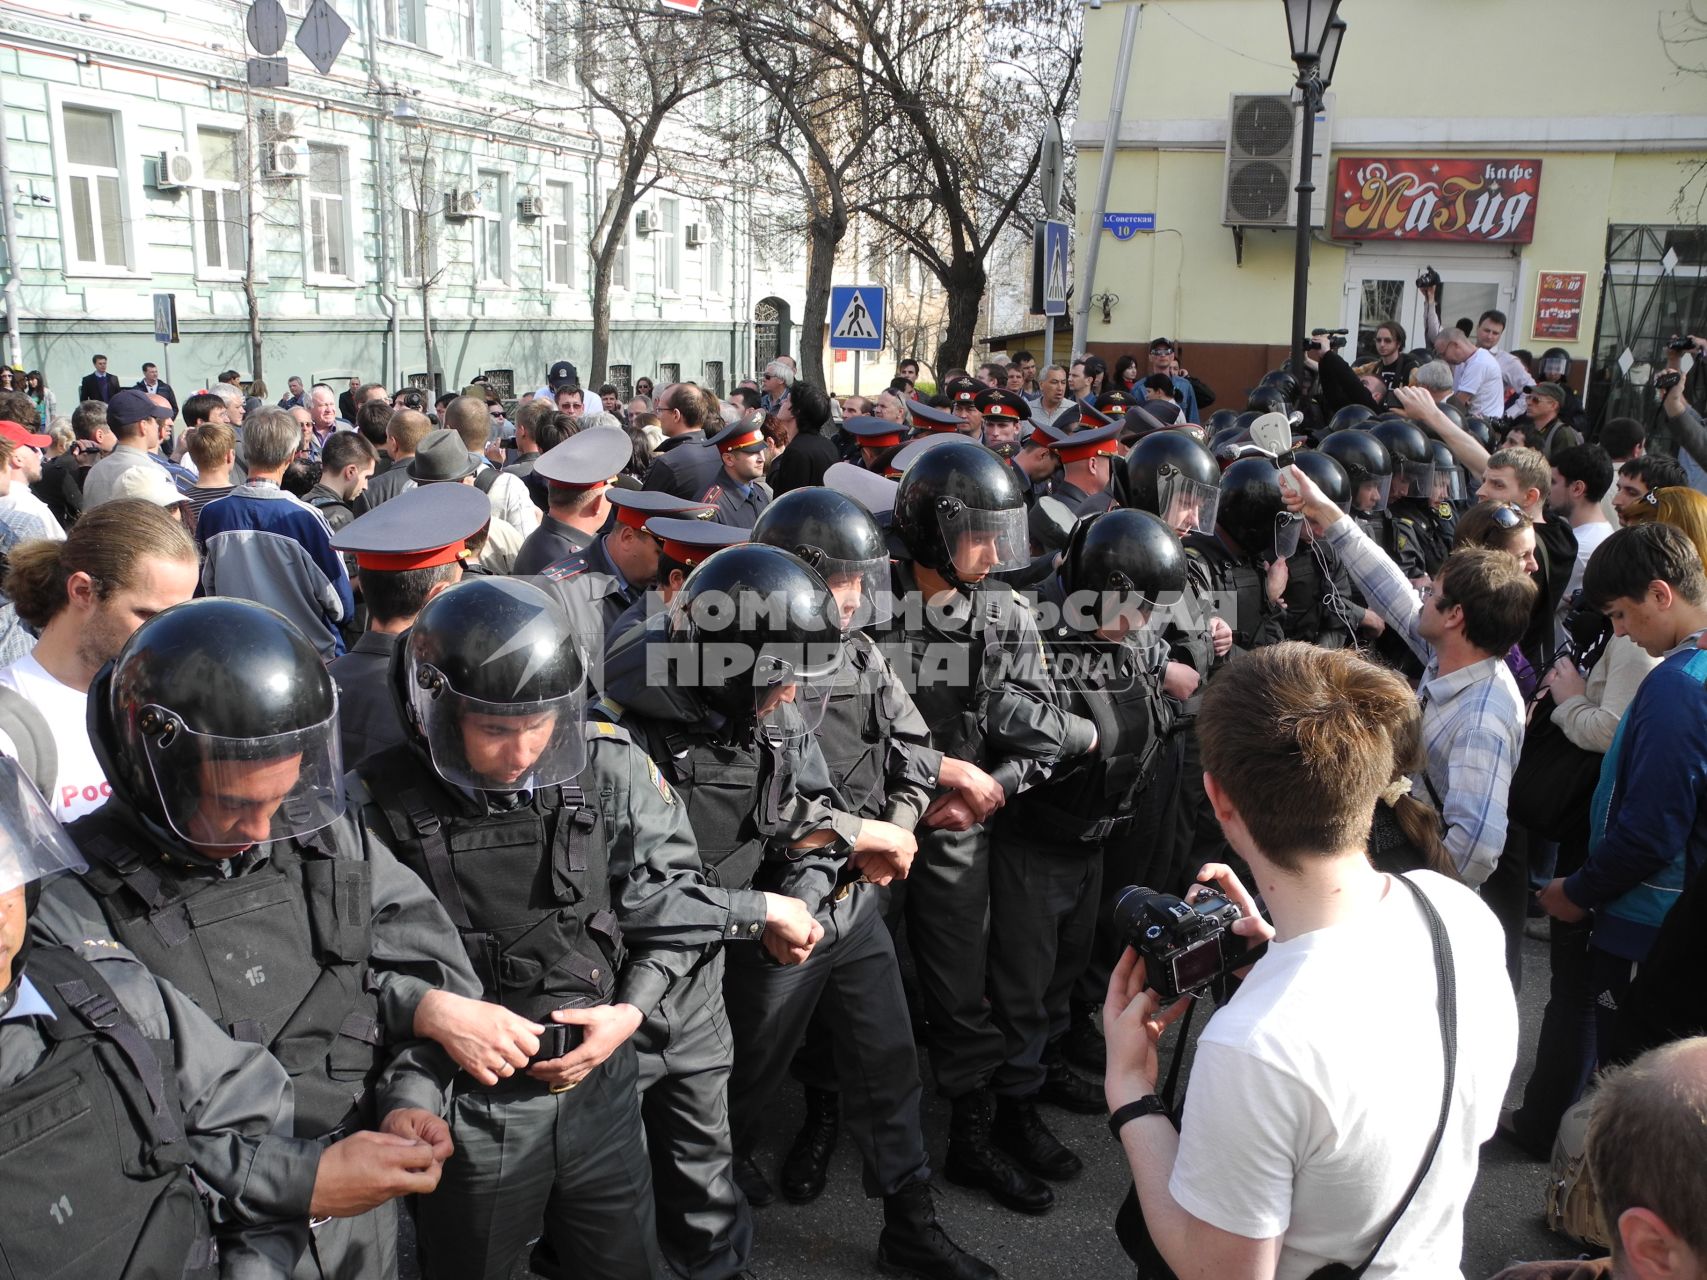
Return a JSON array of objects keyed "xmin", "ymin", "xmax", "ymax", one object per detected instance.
[
  {"xmin": 384, "ymin": 0, "xmax": 424, "ymax": 43},
  {"xmin": 609, "ymin": 364, "xmax": 633, "ymax": 399},
  {"xmin": 62, "ymin": 105, "xmax": 128, "ymax": 270},
  {"xmin": 537, "ymin": 1, "xmax": 570, "ymax": 82},
  {"xmin": 658, "ymin": 363, "xmax": 681, "ymax": 385},
  {"xmin": 400, "ymin": 207, "xmax": 438, "ymax": 282},
  {"xmin": 703, "ymin": 361, "xmax": 724, "ymax": 397},
  {"xmin": 613, "ymin": 230, "xmax": 630, "ymax": 291},
  {"xmin": 482, "ymin": 368, "xmax": 515, "ymax": 400},
  {"xmin": 473, "ymin": 170, "xmax": 506, "ymax": 284},
  {"xmin": 196, "ymin": 127, "xmax": 246, "ymax": 275},
  {"xmin": 306, "ymin": 144, "xmax": 350, "ymax": 279},
  {"xmin": 465, "ymin": 0, "xmax": 499, "ymax": 65},
  {"xmin": 657, "ymin": 197, "xmax": 680, "ymax": 293},
  {"xmin": 544, "ymin": 180, "xmax": 573, "ymax": 288},
  {"xmin": 705, "ymin": 203, "xmax": 724, "ymax": 297}
]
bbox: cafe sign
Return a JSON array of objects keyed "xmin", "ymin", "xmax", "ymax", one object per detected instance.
[{"xmin": 1331, "ymin": 157, "xmax": 1542, "ymax": 244}]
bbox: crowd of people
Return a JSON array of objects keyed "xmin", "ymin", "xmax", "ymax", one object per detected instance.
[{"xmin": 0, "ymin": 307, "xmax": 1703, "ymax": 1280}]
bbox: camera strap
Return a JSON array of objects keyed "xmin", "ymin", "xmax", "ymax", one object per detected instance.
[{"xmin": 1314, "ymin": 873, "xmax": 1458, "ymax": 1280}]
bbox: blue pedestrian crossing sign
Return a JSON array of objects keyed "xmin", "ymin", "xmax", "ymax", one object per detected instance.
[
  {"xmin": 1032, "ymin": 220, "xmax": 1070, "ymax": 317},
  {"xmin": 829, "ymin": 285, "xmax": 885, "ymax": 352}
]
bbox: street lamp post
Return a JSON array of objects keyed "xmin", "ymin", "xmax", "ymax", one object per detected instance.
[{"xmin": 1284, "ymin": 0, "xmax": 1343, "ymax": 384}]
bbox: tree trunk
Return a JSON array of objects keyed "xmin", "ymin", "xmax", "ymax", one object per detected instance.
[
  {"xmin": 589, "ymin": 249, "xmax": 615, "ymax": 387},
  {"xmin": 244, "ymin": 274, "xmax": 264, "ymax": 386},
  {"xmin": 421, "ymin": 283, "xmax": 438, "ymax": 393},
  {"xmin": 798, "ymin": 210, "xmax": 842, "ymax": 386},
  {"xmin": 935, "ymin": 257, "xmax": 987, "ymax": 376}
]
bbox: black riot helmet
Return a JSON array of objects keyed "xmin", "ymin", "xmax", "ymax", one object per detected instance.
[
  {"xmin": 1326, "ymin": 403, "xmax": 1375, "ymax": 435},
  {"xmin": 1206, "ymin": 408, "xmax": 1241, "ymax": 435},
  {"xmin": 752, "ymin": 487, "xmax": 891, "ymax": 629},
  {"xmin": 670, "ymin": 543, "xmax": 845, "ymax": 737},
  {"xmin": 404, "ymin": 577, "xmax": 589, "ymax": 792},
  {"xmin": 1462, "ymin": 414, "xmax": 1494, "ymax": 450},
  {"xmin": 1319, "ymin": 429, "xmax": 1394, "ymax": 512},
  {"xmin": 1434, "ymin": 401, "xmax": 1467, "ymax": 431},
  {"xmin": 1124, "ymin": 430, "xmax": 1221, "ymax": 536},
  {"xmin": 1246, "ymin": 385, "xmax": 1289, "ymax": 416},
  {"xmin": 1257, "ymin": 370, "xmax": 1301, "ymax": 406},
  {"xmin": 1539, "ymin": 346, "xmax": 1572, "ymax": 384},
  {"xmin": 1217, "ymin": 457, "xmax": 1302, "ymax": 562},
  {"xmin": 1060, "ymin": 509, "xmax": 1187, "ymax": 636},
  {"xmin": 893, "ymin": 439, "xmax": 1029, "ymax": 587},
  {"xmin": 1428, "ymin": 440, "xmax": 1467, "ymax": 503},
  {"xmin": 1234, "ymin": 410, "xmax": 1261, "ymax": 433},
  {"xmin": 1369, "ymin": 418, "xmax": 1434, "ymax": 499},
  {"xmin": 1291, "ymin": 450, "xmax": 1351, "ymax": 513},
  {"xmin": 92, "ymin": 598, "xmax": 342, "ymax": 849}
]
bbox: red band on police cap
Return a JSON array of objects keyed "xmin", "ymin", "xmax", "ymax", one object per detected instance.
[
  {"xmin": 719, "ymin": 426, "xmax": 764, "ymax": 452},
  {"xmin": 354, "ymin": 543, "xmax": 468, "ymax": 571},
  {"xmin": 614, "ymin": 504, "xmax": 652, "ymax": 530},
  {"xmin": 983, "ymin": 401, "xmax": 1023, "ymax": 422},
  {"xmin": 660, "ymin": 538, "xmax": 714, "ymax": 566},
  {"xmin": 861, "ymin": 428, "xmax": 903, "ymax": 448},
  {"xmin": 1055, "ymin": 437, "xmax": 1119, "ymax": 464}
]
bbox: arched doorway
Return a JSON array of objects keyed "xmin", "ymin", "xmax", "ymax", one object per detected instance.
[{"xmin": 754, "ymin": 296, "xmax": 791, "ymax": 371}]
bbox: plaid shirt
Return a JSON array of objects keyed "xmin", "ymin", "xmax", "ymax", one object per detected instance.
[{"xmin": 1325, "ymin": 517, "xmax": 1524, "ymax": 886}]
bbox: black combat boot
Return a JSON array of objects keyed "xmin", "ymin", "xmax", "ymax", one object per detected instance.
[
  {"xmin": 1063, "ymin": 999, "xmax": 1105, "ymax": 1070},
  {"xmin": 1039, "ymin": 1039, "xmax": 1106, "ymax": 1114},
  {"xmin": 780, "ymin": 1085, "xmax": 840, "ymax": 1202},
  {"xmin": 942, "ymin": 1088, "xmax": 1054, "ymax": 1214},
  {"xmin": 992, "ymin": 1095, "xmax": 1082, "ymax": 1181},
  {"xmin": 877, "ymin": 1182, "xmax": 1000, "ymax": 1280},
  {"xmin": 733, "ymin": 1154, "xmax": 775, "ymax": 1207}
]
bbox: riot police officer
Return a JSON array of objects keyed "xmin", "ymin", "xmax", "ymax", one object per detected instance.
[
  {"xmin": 1184, "ymin": 456, "xmax": 1296, "ymax": 661},
  {"xmin": 598, "ymin": 544, "xmax": 920, "ymax": 1279},
  {"xmin": 1319, "ymin": 428, "xmax": 1397, "ymax": 558},
  {"xmin": 988, "ymin": 510, "xmax": 1183, "ymax": 1178},
  {"xmin": 32, "ymin": 598, "xmax": 482, "ymax": 1280},
  {"xmin": 1278, "ymin": 450, "xmax": 1371, "ymax": 650},
  {"xmin": 1372, "ymin": 417, "xmax": 1447, "ymax": 580},
  {"xmin": 349, "ymin": 575, "xmax": 717, "ymax": 1279},
  {"xmin": 879, "ymin": 440, "xmax": 1097, "ymax": 1216},
  {"xmin": 1, "ymin": 742, "xmax": 312, "ymax": 1278}
]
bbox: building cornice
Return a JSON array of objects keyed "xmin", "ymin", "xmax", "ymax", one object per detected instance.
[{"xmin": 1073, "ymin": 114, "xmax": 1707, "ymax": 154}]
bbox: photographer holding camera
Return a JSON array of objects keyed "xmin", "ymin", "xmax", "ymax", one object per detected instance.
[
  {"xmin": 1654, "ymin": 334, "xmax": 1707, "ymax": 483},
  {"xmin": 1104, "ymin": 642, "xmax": 1517, "ymax": 1279}
]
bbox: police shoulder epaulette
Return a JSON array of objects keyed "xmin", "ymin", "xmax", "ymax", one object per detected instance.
[
  {"xmin": 584, "ymin": 719, "xmax": 631, "ymax": 745},
  {"xmin": 590, "ymin": 694, "xmax": 626, "ymax": 724},
  {"xmin": 702, "ymin": 485, "xmax": 724, "ymax": 503}
]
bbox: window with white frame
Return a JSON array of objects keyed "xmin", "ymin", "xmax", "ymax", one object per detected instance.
[
  {"xmin": 400, "ymin": 208, "xmax": 438, "ymax": 282},
  {"xmin": 473, "ymin": 170, "xmax": 506, "ymax": 284},
  {"xmin": 383, "ymin": 0, "xmax": 424, "ymax": 44},
  {"xmin": 61, "ymin": 105, "xmax": 129, "ymax": 270},
  {"xmin": 537, "ymin": 1, "xmax": 571, "ymax": 83},
  {"xmin": 657, "ymin": 197, "xmax": 680, "ymax": 293},
  {"xmin": 613, "ymin": 230, "xmax": 630, "ymax": 291},
  {"xmin": 306, "ymin": 144, "xmax": 350, "ymax": 279},
  {"xmin": 399, "ymin": 154, "xmax": 437, "ymax": 282},
  {"xmin": 705, "ymin": 202, "xmax": 725, "ymax": 297},
  {"xmin": 465, "ymin": 0, "xmax": 499, "ymax": 65},
  {"xmin": 196, "ymin": 128, "xmax": 246, "ymax": 275},
  {"xmin": 544, "ymin": 180, "xmax": 573, "ymax": 288}
]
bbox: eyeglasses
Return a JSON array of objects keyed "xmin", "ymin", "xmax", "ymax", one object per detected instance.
[{"xmin": 1489, "ymin": 502, "xmax": 1526, "ymax": 529}]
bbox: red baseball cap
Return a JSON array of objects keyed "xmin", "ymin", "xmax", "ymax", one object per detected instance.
[{"xmin": 0, "ymin": 420, "xmax": 51, "ymax": 449}]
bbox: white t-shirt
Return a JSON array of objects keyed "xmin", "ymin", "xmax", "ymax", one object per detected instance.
[
  {"xmin": 1169, "ymin": 871, "xmax": 1517, "ymax": 1280},
  {"xmin": 0, "ymin": 653, "xmax": 111, "ymax": 820},
  {"xmin": 1452, "ymin": 348, "xmax": 1506, "ymax": 418}
]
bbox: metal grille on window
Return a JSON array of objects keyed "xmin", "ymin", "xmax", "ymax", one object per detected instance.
[
  {"xmin": 609, "ymin": 364, "xmax": 633, "ymax": 400},
  {"xmin": 1590, "ymin": 225, "xmax": 1707, "ymax": 431},
  {"xmin": 658, "ymin": 364, "xmax": 681, "ymax": 386},
  {"xmin": 482, "ymin": 369, "xmax": 515, "ymax": 400},
  {"xmin": 754, "ymin": 300, "xmax": 780, "ymax": 371},
  {"xmin": 703, "ymin": 361, "xmax": 724, "ymax": 397}
]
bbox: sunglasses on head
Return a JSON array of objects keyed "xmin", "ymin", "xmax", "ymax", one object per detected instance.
[{"xmin": 1489, "ymin": 502, "xmax": 1526, "ymax": 529}]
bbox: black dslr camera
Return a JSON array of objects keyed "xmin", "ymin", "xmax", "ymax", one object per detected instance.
[
  {"xmin": 1667, "ymin": 334, "xmax": 1696, "ymax": 352},
  {"xmin": 1112, "ymin": 885, "xmax": 1257, "ymax": 1002},
  {"xmin": 1416, "ymin": 265, "xmax": 1442, "ymax": 293}
]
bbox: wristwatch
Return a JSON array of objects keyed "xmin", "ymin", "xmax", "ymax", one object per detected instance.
[{"xmin": 1107, "ymin": 1094, "xmax": 1168, "ymax": 1140}]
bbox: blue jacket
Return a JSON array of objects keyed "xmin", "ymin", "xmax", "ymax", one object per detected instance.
[
  {"xmin": 196, "ymin": 482, "xmax": 355, "ymax": 658},
  {"xmin": 1566, "ymin": 645, "xmax": 1707, "ymax": 962}
]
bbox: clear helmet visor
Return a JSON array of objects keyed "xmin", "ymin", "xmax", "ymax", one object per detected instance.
[
  {"xmin": 411, "ymin": 673, "xmax": 588, "ymax": 792},
  {"xmin": 1353, "ymin": 473, "xmax": 1393, "ymax": 514},
  {"xmin": 939, "ymin": 503, "xmax": 1030, "ymax": 577},
  {"xmin": 1273, "ymin": 510, "xmax": 1304, "ymax": 561},
  {"xmin": 1396, "ymin": 461, "xmax": 1434, "ymax": 501},
  {"xmin": 1155, "ymin": 467, "xmax": 1220, "ymax": 536},
  {"xmin": 809, "ymin": 555, "xmax": 892, "ymax": 631},
  {"xmin": 753, "ymin": 643, "xmax": 845, "ymax": 745},
  {"xmin": 1433, "ymin": 464, "xmax": 1468, "ymax": 504},
  {"xmin": 139, "ymin": 706, "xmax": 344, "ymax": 850},
  {"xmin": 0, "ymin": 755, "xmax": 86, "ymax": 894}
]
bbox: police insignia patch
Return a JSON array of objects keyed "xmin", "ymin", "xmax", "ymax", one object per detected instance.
[{"xmin": 645, "ymin": 757, "xmax": 675, "ymax": 805}]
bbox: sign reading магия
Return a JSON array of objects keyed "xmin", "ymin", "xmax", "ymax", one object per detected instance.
[{"xmin": 1331, "ymin": 157, "xmax": 1542, "ymax": 244}]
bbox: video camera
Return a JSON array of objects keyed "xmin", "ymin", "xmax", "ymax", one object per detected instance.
[
  {"xmin": 1112, "ymin": 884, "xmax": 1263, "ymax": 1003},
  {"xmin": 1305, "ymin": 327, "xmax": 1348, "ymax": 353},
  {"xmin": 1416, "ymin": 265, "xmax": 1442, "ymax": 294},
  {"xmin": 1667, "ymin": 334, "xmax": 1696, "ymax": 352}
]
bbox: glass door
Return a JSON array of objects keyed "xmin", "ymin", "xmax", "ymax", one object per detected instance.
[{"xmin": 1343, "ymin": 251, "xmax": 1519, "ymax": 364}]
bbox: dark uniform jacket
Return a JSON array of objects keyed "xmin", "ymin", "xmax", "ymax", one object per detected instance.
[
  {"xmin": 328, "ymin": 630, "xmax": 404, "ymax": 768},
  {"xmin": 641, "ymin": 431, "xmax": 720, "ymax": 501},
  {"xmin": 1183, "ymin": 530, "xmax": 1288, "ymax": 663},
  {"xmin": 872, "ymin": 562, "xmax": 1096, "ymax": 798},
  {"xmin": 1389, "ymin": 495, "xmax": 1450, "ymax": 581},
  {"xmin": 538, "ymin": 533, "xmax": 639, "ymax": 654},
  {"xmin": 513, "ymin": 513, "xmax": 592, "ymax": 577},
  {"xmin": 816, "ymin": 630, "xmax": 942, "ymax": 828},
  {"xmin": 1279, "ymin": 537, "xmax": 1363, "ymax": 649},
  {"xmin": 698, "ymin": 469, "xmax": 772, "ymax": 530},
  {"xmin": 0, "ymin": 940, "xmax": 310, "ymax": 1277}
]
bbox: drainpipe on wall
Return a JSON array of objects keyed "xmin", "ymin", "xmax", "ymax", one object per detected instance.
[
  {"xmin": 363, "ymin": 0, "xmax": 401, "ymax": 388},
  {"xmin": 0, "ymin": 98, "xmax": 24, "ymax": 370}
]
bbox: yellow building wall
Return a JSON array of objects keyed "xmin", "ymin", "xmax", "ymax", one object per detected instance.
[{"xmin": 1074, "ymin": 0, "xmax": 1704, "ymax": 363}]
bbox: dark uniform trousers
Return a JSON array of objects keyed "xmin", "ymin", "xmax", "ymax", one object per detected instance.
[
  {"xmin": 634, "ymin": 953, "xmax": 753, "ymax": 1280},
  {"xmin": 724, "ymin": 884, "xmax": 930, "ymax": 1195},
  {"xmin": 424, "ymin": 1046, "xmax": 658, "ymax": 1280}
]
